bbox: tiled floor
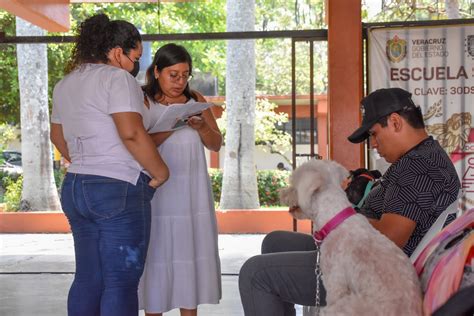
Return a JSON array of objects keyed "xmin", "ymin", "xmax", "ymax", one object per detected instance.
[{"xmin": 0, "ymin": 234, "xmax": 305, "ymax": 315}]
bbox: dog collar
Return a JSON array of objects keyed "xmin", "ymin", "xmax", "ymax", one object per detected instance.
[
  {"xmin": 313, "ymin": 207, "xmax": 357, "ymax": 245},
  {"xmin": 355, "ymin": 181, "xmax": 374, "ymax": 209},
  {"xmin": 358, "ymin": 173, "xmax": 374, "ymax": 181}
]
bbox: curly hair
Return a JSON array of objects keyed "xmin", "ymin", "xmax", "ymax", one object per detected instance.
[
  {"xmin": 66, "ymin": 13, "xmax": 141, "ymax": 73},
  {"xmin": 143, "ymin": 43, "xmax": 197, "ymax": 101}
]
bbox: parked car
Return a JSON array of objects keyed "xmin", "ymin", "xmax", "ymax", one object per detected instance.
[{"xmin": 0, "ymin": 150, "xmax": 22, "ymax": 176}]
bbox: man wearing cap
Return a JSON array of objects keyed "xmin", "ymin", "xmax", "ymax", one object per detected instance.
[{"xmin": 238, "ymin": 87, "xmax": 460, "ymax": 316}]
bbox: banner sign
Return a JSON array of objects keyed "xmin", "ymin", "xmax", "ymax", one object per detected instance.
[{"xmin": 368, "ymin": 24, "xmax": 474, "ymax": 211}]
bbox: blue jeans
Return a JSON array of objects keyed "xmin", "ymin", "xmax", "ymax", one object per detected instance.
[{"xmin": 61, "ymin": 172, "xmax": 156, "ymax": 316}]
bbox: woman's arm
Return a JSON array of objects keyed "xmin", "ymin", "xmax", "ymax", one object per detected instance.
[
  {"xmin": 112, "ymin": 112, "xmax": 169, "ymax": 188},
  {"xmin": 50, "ymin": 123, "xmax": 71, "ymax": 162},
  {"xmin": 187, "ymin": 91, "xmax": 223, "ymax": 152}
]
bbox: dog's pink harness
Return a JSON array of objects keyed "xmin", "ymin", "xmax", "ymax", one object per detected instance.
[
  {"xmin": 311, "ymin": 206, "xmax": 357, "ymax": 316},
  {"xmin": 313, "ymin": 206, "xmax": 357, "ymax": 244}
]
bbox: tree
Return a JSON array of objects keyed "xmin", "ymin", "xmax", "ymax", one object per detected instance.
[
  {"xmin": 366, "ymin": 0, "xmax": 471, "ymax": 21},
  {"xmin": 219, "ymin": 0, "xmax": 259, "ymax": 209},
  {"xmin": 217, "ymin": 98, "xmax": 292, "ymax": 163},
  {"xmin": 15, "ymin": 18, "xmax": 60, "ymax": 211}
]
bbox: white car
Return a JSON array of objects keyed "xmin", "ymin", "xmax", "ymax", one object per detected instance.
[{"xmin": 0, "ymin": 150, "xmax": 22, "ymax": 176}]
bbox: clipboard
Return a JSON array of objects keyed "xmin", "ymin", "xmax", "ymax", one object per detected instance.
[{"xmin": 148, "ymin": 102, "xmax": 213, "ymax": 133}]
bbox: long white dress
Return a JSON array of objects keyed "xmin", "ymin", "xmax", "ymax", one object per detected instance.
[{"xmin": 139, "ymin": 99, "xmax": 222, "ymax": 313}]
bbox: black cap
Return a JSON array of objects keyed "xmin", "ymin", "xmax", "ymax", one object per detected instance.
[{"xmin": 348, "ymin": 88, "xmax": 416, "ymax": 143}]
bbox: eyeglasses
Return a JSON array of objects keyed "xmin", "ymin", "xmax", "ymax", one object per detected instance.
[{"xmin": 168, "ymin": 73, "xmax": 193, "ymax": 83}]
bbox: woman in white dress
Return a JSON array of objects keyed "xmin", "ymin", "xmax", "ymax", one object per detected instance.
[{"xmin": 139, "ymin": 43, "xmax": 222, "ymax": 316}]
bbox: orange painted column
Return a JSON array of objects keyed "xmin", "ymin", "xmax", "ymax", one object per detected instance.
[
  {"xmin": 327, "ymin": 0, "xmax": 364, "ymax": 170},
  {"xmin": 317, "ymin": 97, "xmax": 328, "ymax": 159},
  {"xmin": 0, "ymin": 0, "xmax": 70, "ymax": 32}
]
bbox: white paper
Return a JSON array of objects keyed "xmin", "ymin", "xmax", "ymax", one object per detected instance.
[{"xmin": 148, "ymin": 102, "xmax": 214, "ymax": 133}]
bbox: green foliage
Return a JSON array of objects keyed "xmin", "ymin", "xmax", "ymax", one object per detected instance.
[
  {"xmin": 256, "ymin": 39, "xmax": 328, "ymax": 95},
  {"xmin": 209, "ymin": 168, "xmax": 290, "ymax": 208},
  {"xmin": 48, "ymin": 43, "xmax": 74, "ymax": 108},
  {"xmin": 208, "ymin": 168, "xmax": 223, "ymax": 203},
  {"xmin": 69, "ymin": 3, "xmax": 228, "ymax": 94},
  {"xmin": 0, "ymin": 170, "xmax": 13, "ymax": 203},
  {"xmin": 217, "ymin": 98, "xmax": 292, "ymax": 162},
  {"xmin": 54, "ymin": 168, "xmax": 66, "ymax": 195},
  {"xmin": 0, "ymin": 123, "xmax": 17, "ymax": 164},
  {"xmin": 362, "ymin": 0, "xmax": 474, "ymax": 22},
  {"xmin": 254, "ymin": 1, "xmax": 328, "ymax": 95},
  {"xmin": 0, "ymin": 11, "xmax": 19, "ymax": 123},
  {"xmin": 3, "ymin": 175, "xmax": 22, "ymax": 211},
  {"xmin": 3, "ymin": 1, "xmax": 471, "ymax": 125},
  {"xmin": 255, "ymin": 0, "xmax": 326, "ymax": 30},
  {"xmin": 257, "ymin": 169, "xmax": 291, "ymax": 206},
  {"xmin": 0, "ymin": 2, "xmax": 329, "ymax": 124},
  {"xmin": 0, "ymin": 168, "xmax": 63, "ymax": 209}
]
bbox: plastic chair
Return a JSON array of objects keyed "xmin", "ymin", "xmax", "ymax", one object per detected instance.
[
  {"xmin": 409, "ymin": 192, "xmax": 462, "ymax": 263},
  {"xmin": 302, "ymin": 305, "xmax": 315, "ymax": 316}
]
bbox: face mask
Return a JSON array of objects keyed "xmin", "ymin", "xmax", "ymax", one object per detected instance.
[
  {"xmin": 130, "ymin": 60, "xmax": 140, "ymax": 77},
  {"xmin": 124, "ymin": 54, "xmax": 140, "ymax": 77}
]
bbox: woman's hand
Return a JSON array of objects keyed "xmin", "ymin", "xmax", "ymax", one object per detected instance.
[
  {"xmin": 187, "ymin": 115, "xmax": 206, "ymax": 131},
  {"xmin": 148, "ymin": 177, "xmax": 164, "ymax": 189}
]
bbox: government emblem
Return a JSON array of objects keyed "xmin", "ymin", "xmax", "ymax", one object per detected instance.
[
  {"xmin": 466, "ymin": 35, "xmax": 474, "ymax": 58},
  {"xmin": 386, "ymin": 35, "xmax": 407, "ymax": 63}
]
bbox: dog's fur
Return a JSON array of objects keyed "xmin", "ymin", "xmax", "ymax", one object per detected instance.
[{"xmin": 280, "ymin": 160, "xmax": 422, "ymax": 316}]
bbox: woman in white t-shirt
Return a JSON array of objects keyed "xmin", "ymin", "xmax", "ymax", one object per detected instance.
[{"xmin": 50, "ymin": 14, "xmax": 169, "ymax": 316}]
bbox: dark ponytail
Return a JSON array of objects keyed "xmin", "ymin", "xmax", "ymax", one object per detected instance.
[{"xmin": 66, "ymin": 13, "xmax": 141, "ymax": 73}]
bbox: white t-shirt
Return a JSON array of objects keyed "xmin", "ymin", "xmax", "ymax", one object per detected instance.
[{"xmin": 52, "ymin": 63, "xmax": 148, "ymax": 185}]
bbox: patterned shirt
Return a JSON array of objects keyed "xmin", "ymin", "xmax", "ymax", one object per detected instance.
[{"xmin": 360, "ymin": 136, "xmax": 460, "ymax": 256}]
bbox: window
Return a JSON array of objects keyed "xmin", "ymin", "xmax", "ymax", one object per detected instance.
[{"xmin": 278, "ymin": 118, "xmax": 317, "ymax": 144}]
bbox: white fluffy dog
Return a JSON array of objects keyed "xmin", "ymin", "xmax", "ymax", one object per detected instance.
[{"xmin": 280, "ymin": 159, "xmax": 422, "ymax": 316}]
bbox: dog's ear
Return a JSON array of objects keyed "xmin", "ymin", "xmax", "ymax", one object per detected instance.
[
  {"xmin": 351, "ymin": 168, "xmax": 369, "ymax": 177},
  {"xmin": 369, "ymin": 169, "xmax": 382, "ymax": 179},
  {"xmin": 328, "ymin": 160, "xmax": 349, "ymax": 186},
  {"xmin": 296, "ymin": 169, "xmax": 324, "ymax": 211}
]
